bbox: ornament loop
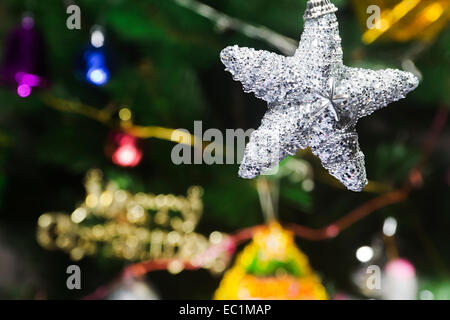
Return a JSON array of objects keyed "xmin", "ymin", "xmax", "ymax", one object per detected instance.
[{"xmin": 304, "ymin": 0, "xmax": 338, "ymax": 20}]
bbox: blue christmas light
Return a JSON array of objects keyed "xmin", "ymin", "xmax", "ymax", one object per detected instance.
[{"xmin": 84, "ymin": 49, "xmax": 109, "ymax": 86}]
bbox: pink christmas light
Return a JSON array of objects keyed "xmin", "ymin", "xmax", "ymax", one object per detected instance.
[
  {"xmin": 385, "ymin": 258, "xmax": 416, "ymax": 279},
  {"xmin": 112, "ymin": 144, "xmax": 142, "ymax": 167},
  {"xmin": 15, "ymin": 72, "xmax": 40, "ymax": 98},
  {"xmin": 108, "ymin": 132, "xmax": 143, "ymax": 167},
  {"xmin": 17, "ymin": 83, "xmax": 31, "ymax": 98}
]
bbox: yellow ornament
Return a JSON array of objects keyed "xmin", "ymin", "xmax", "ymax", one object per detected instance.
[
  {"xmin": 214, "ymin": 222, "xmax": 327, "ymax": 300},
  {"xmin": 351, "ymin": 0, "xmax": 450, "ymax": 44}
]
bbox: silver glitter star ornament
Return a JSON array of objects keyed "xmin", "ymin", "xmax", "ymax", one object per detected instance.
[{"xmin": 220, "ymin": 0, "xmax": 419, "ymax": 192}]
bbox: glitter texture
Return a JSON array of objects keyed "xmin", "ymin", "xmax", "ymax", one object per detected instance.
[{"xmin": 220, "ymin": 0, "xmax": 419, "ymax": 192}]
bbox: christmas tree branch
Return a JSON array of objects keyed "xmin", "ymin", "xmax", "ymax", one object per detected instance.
[
  {"xmin": 173, "ymin": 0, "xmax": 297, "ymax": 55},
  {"xmin": 42, "ymin": 94, "xmax": 113, "ymax": 124},
  {"xmin": 41, "ymin": 93, "xmax": 199, "ymax": 146},
  {"xmin": 290, "ymin": 107, "xmax": 448, "ymax": 240}
]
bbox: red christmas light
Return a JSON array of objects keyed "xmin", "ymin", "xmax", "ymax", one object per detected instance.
[{"xmin": 108, "ymin": 132, "xmax": 143, "ymax": 167}]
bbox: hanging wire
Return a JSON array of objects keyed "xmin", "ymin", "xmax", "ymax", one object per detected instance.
[{"xmin": 256, "ymin": 177, "xmax": 279, "ymax": 223}]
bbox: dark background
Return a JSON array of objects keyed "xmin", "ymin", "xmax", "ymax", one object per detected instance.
[{"xmin": 0, "ymin": 0, "xmax": 448, "ymax": 299}]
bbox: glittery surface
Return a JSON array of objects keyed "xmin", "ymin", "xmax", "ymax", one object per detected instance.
[{"xmin": 220, "ymin": 0, "xmax": 419, "ymax": 192}]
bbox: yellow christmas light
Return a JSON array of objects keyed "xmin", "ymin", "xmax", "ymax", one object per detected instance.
[
  {"xmin": 352, "ymin": 0, "xmax": 450, "ymax": 44},
  {"xmin": 36, "ymin": 169, "xmax": 227, "ymax": 273},
  {"xmin": 214, "ymin": 222, "xmax": 328, "ymax": 300}
]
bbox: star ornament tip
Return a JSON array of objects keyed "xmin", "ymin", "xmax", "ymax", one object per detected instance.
[{"xmin": 220, "ymin": 0, "xmax": 419, "ymax": 192}]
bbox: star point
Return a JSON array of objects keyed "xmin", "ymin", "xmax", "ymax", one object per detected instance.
[{"xmin": 220, "ymin": 0, "xmax": 419, "ymax": 192}]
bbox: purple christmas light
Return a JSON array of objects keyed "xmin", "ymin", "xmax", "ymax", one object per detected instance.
[{"xmin": 0, "ymin": 16, "xmax": 48, "ymax": 97}]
